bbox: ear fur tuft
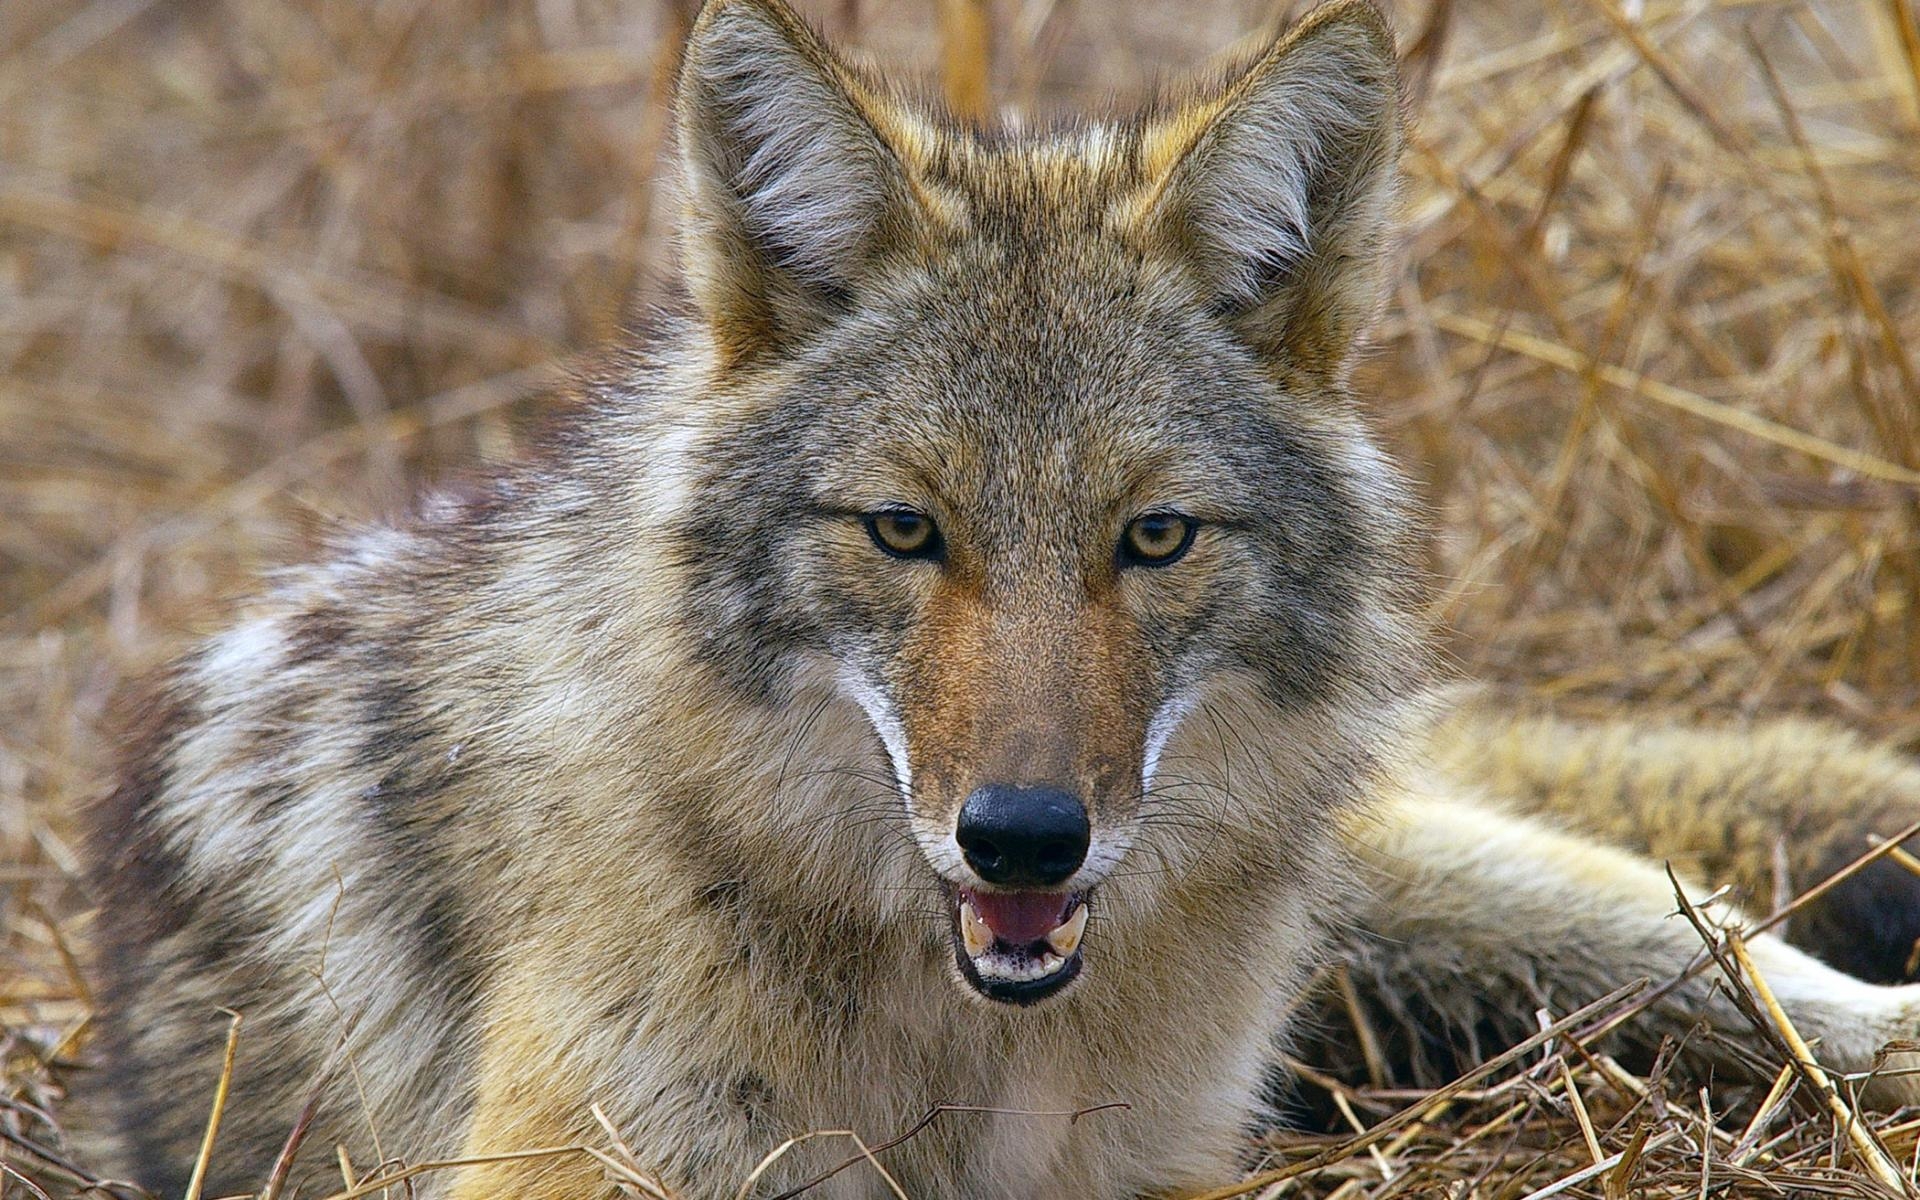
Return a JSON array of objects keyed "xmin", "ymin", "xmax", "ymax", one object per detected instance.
[
  {"xmin": 676, "ymin": 0, "xmax": 918, "ymax": 352},
  {"xmin": 1136, "ymin": 0, "xmax": 1404, "ymax": 374}
]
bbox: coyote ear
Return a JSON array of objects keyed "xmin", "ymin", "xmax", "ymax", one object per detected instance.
[
  {"xmin": 676, "ymin": 0, "xmax": 923, "ymax": 359},
  {"xmin": 1134, "ymin": 0, "xmax": 1402, "ymax": 378}
]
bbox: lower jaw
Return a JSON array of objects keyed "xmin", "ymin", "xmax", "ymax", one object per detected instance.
[{"xmin": 954, "ymin": 941, "xmax": 1084, "ymax": 1005}]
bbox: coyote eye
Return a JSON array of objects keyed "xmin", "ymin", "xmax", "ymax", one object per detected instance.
[
  {"xmin": 864, "ymin": 509, "xmax": 943, "ymax": 561},
  {"xmin": 1119, "ymin": 513, "xmax": 1196, "ymax": 568}
]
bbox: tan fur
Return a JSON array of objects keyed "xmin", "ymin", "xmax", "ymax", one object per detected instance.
[{"xmin": 1427, "ymin": 691, "xmax": 1920, "ymax": 909}]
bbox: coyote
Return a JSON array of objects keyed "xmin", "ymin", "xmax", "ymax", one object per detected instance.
[{"xmin": 79, "ymin": 0, "xmax": 1920, "ymax": 1196}]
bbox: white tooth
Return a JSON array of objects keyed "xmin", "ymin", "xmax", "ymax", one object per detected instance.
[
  {"xmin": 1046, "ymin": 905, "xmax": 1089, "ymax": 957},
  {"xmin": 978, "ymin": 952, "xmax": 1065, "ymax": 982},
  {"xmin": 960, "ymin": 898, "xmax": 992, "ymax": 957}
]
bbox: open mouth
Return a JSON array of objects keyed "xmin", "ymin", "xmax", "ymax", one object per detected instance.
[{"xmin": 950, "ymin": 887, "xmax": 1088, "ymax": 1004}]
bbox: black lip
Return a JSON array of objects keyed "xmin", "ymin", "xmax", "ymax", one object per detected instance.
[
  {"xmin": 952, "ymin": 939, "xmax": 1083, "ymax": 1005},
  {"xmin": 946, "ymin": 888, "xmax": 1088, "ymax": 1006}
]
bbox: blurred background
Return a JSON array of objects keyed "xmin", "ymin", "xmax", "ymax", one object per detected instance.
[{"xmin": 2, "ymin": 0, "xmax": 1918, "ymax": 1188}]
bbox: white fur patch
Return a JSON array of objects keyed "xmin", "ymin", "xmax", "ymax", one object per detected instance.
[
  {"xmin": 835, "ymin": 667, "xmax": 988, "ymax": 880},
  {"xmin": 1078, "ymin": 829, "xmax": 1135, "ymax": 887},
  {"xmin": 837, "ymin": 666, "xmax": 912, "ymax": 797},
  {"xmin": 196, "ymin": 616, "xmax": 284, "ymax": 684},
  {"xmin": 638, "ymin": 417, "xmax": 705, "ymax": 529},
  {"xmin": 1142, "ymin": 690, "xmax": 1199, "ymax": 792}
]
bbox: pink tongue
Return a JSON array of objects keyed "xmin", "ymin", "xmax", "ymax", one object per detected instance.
[{"xmin": 966, "ymin": 890, "xmax": 1072, "ymax": 944}]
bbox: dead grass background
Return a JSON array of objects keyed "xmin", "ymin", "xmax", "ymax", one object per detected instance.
[{"xmin": 3, "ymin": 0, "xmax": 1920, "ymax": 1194}]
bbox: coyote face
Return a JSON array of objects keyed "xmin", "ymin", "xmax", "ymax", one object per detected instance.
[{"xmin": 671, "ymin": 0, "xmax": 1429, "ymax": 1004}]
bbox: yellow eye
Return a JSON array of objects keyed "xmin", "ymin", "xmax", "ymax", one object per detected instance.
[
  {"xmin": 864, "ymin": 510, "xmax": 942, "ymax": 560},
  {"xmin": 1121, "ymin": 513, "xmax": 1196, "ymax": 567}
]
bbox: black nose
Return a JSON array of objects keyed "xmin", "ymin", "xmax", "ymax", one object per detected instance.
[{"xmin": 956, "ymin": 785, "xmax": 1090, "ymax": 887}]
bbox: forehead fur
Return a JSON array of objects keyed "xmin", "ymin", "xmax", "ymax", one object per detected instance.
[{"xmin": 847, "ymin": 5, "xmax": 1393, "ymax": 230}]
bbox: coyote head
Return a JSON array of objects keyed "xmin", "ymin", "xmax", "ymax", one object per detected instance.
[{"xmin": 661, "ymin": 0, "xmax": 1428, "ymax": 1004}]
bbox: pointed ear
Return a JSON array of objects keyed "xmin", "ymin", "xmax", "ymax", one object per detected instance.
[
  {"xmin": 1130, "ymin": 0, "xmax": 1403, "ymax": 378},
  {"xmin": 676, "ymin": 0, "xmax": 927, "ymax": 360}
]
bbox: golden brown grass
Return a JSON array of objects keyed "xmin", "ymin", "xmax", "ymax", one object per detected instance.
[{"xmin": 3, "ymin": 0, "xmax": 1919, "ymax": 1194}]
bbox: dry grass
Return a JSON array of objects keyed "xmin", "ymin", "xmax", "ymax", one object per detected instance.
[{"xmin": 3, "ymin": 0, "xmax": 1920, "ymax": 1193}]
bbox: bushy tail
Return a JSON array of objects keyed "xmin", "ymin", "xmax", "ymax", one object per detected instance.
[{"xmin": 1418, "ymin": 689, "xmax": 1920, "ymax": 982}]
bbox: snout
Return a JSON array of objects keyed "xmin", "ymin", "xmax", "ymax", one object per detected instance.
[{"xmin": 949, "ymin": 783, "xmax": 1094, "ymax": 1005}]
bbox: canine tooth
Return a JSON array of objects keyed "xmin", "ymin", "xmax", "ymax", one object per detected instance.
[
  {"xmin": 959, "ymin": 898, "xmax": 992, "ymax": 957},
  {"xmin": 1046, "ymin": 905, "xmax": 1088, "ymax": 957}
]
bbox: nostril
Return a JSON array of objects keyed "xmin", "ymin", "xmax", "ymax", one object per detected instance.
[{"xmin": 966, "ymin": 836, "xmax": 1005, "ymax": 874}]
